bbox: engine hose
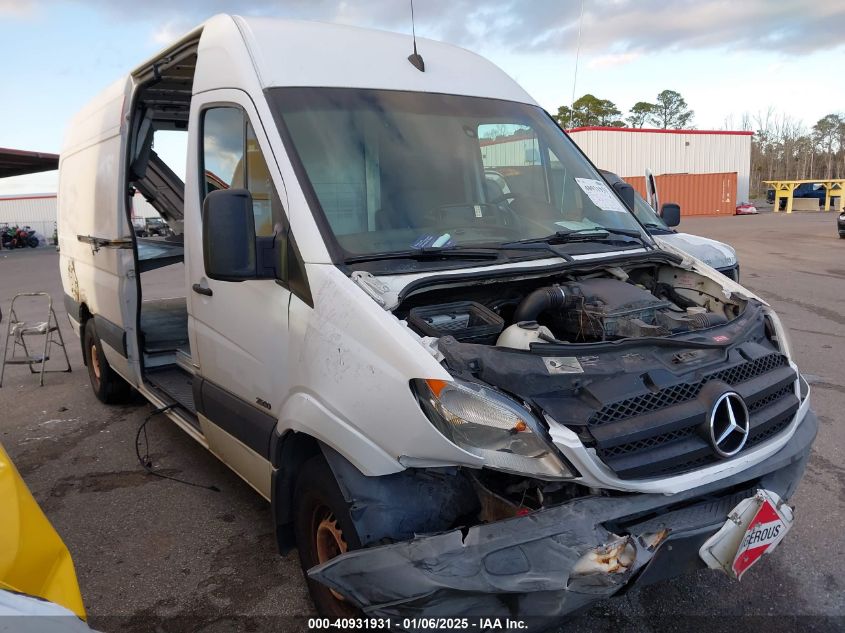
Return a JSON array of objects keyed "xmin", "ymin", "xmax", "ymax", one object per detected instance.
[
  {"xmin": 513, "ymin": 285, "xmax": 568, "ymax": 322},
  {"xmin": 689, "ymin": 311, "xmax": 728, "ymax": 329},
  {"xmin": 656, "ymin": 282, "xmax": 697, "ymax": 309}
]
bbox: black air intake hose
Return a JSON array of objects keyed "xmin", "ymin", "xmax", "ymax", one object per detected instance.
[
  {"xmin": 655, "ymin": 282, "xmax": 697, "ymax": 309},
  {"xmin": 513, "ymin": 285, "xmax": 567, "ymax": 322},
  {"xmin": 688, "ymin": 312, "xmax": 728, "ymax": 329}
]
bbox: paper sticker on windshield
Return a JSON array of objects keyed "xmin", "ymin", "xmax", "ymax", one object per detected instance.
[
  {"xmin": 412, "ymin": 233, "xmax": 454, "ymax": 249},
  {"xmin": 575, "ymin": 178, "xmax": 628, "ymax": 213}
]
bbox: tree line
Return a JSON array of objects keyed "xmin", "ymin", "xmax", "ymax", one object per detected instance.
[
  {"xmin": 555, "ymin": 90, "xmax": 844, "ymax": 197},
  {"xmin": 553, "ymin": 90, "xmax": 694, "ymax": 130},
  {"xmin": 738, "ymin": 110, "xmax": 845, "ymax": 196}
]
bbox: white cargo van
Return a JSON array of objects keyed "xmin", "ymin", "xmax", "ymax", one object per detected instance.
[{"xmin": 58, "ymin": 15, "xmax": 816, "ymax": 626}]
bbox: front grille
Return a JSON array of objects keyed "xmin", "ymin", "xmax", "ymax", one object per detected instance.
[
  {"xmin": 588, "ymin": 353, "xmax": 799, "ymax": 479},
  {"xmin": 748, "ymin": 384, "xmax": 793, "ymax": 413},
  {"xmin": 590, "ymin": 381, "xmax": 703, "ymax": 426},
  {"xmin": 600, "ymin": 427, "xmax": 695, "ymax": 458},
  {"xmin": 589, "ymin": 353, "xmax": 787, "ymax": 427},
  {"xmin": 709, "ymin": 353, "xmax": 785, "ymax": 386}
]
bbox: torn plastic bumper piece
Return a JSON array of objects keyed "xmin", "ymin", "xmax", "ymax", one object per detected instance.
[{"xmin": 308, "ymin": 411, "xmax": 816, "ymax": 624}]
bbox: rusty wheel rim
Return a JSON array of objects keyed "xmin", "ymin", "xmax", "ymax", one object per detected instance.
[
  {"xmin": 314, "ymin": 507, "xmax": 348, "ymax": 601},
  {"xmin": 90, "ymin": 344, "xmax": 101, "ymax": 381}
]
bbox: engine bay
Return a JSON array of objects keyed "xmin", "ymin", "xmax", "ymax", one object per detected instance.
[
  {"xmin": 393, "ymin": 258, "xmax": 791, "ymax": 509},
  {"xmin": 401, "ymin": 261, "xmax": 747, "ymax": 350}
]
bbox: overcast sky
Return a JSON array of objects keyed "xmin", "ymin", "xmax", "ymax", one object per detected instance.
[{"xmin": 2, "ymin": 0, "xmax": 844, "ymax": 193}]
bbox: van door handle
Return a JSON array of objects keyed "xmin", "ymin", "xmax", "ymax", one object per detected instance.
[{"xmin": 192, "ymin": 283, "xmax": 213, "ymax": 297}]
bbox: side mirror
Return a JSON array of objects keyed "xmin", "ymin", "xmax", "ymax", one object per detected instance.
[
  {"xmin": 660, "ymin": 202, "xmax": 681, "ymax": 227},
  {"xmin": 611, "ymin": 181, "xmax": 636, "ymax": 211},
  {"xmin": 203, "ymin": 189, "xmax": 278, "ymax": 281}
]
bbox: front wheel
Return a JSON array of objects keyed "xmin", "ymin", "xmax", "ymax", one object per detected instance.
[
  {"xmin": 27, "ymin": 237, "xmax": 38, "ymax": 248},
  {"xmin": 83, "ymin": 318, "xmax": 131, "ymax": 404},
  {"xmin": 294, "ymin": 456, "xmax": 362, "ymax": 619}
]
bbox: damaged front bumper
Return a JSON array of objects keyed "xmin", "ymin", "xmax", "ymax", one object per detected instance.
[{"xmin": 309, "ymin": 409, "xmax": 817, "ymax": 627}]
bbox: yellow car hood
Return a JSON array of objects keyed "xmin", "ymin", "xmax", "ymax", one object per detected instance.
[{"xmin": 0, "ymin": 443, "xmax": 85, "ymax": 619}]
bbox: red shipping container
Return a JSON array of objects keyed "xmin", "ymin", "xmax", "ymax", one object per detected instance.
[{"xmin": 623, "ymin": 172, "xmax": 737, "ymax": 216}]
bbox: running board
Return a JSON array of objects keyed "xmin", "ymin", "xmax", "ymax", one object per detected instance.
[{"xmin": 145, "ymin": 366, "xmax": 197, "ymax": 417}]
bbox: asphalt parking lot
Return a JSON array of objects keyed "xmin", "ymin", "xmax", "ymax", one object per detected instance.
[{"xmin": 1, "ymin": 210, "xmax": 843, "ymax": 632}]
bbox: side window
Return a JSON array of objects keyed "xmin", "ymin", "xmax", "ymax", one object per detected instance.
[
  {"xmin": 202, "ymin": 107, "xmax": 244, "ymax": 194},
  {"xmin": 201, "ymin": 107, "xmax": 284, "ymax": 237}
]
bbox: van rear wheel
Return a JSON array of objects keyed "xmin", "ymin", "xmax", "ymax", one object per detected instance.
[
  {"xmin": 293, "ymin": 456, "xmax": 362, "ymax": 619},
  {"xmin": 83, "ymin": 319, "xmax": 131, "ymax": 404}
]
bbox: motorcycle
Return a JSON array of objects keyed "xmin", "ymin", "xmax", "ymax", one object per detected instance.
[
  {"xmin": 0, "ymin": 225, "xmax": 15, "ymax": 249},
  {"xmin": 18, "ymin": 227, "xmax": 39, "ymax": 248},
  {"xmin": 0, "ymin": 225, "xmax": 38, "ymax": 249}
]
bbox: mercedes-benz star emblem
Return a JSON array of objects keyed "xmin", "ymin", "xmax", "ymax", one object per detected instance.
[{"xmin": 708, "ymin": 392, "xmax": 750, "ymax": 458}]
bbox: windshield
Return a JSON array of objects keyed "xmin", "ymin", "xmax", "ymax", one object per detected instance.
[
  {"xmin": 269, "ymin": 88, "xmax": 648, "ymax": 262},
  {"xmin": 631, "ymin": 191, "xmax": 670, "ymax": 230}
]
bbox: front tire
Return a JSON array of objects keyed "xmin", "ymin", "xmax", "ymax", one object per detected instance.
[
  {"xmin": 83, "ymin": 318, "xmax": 131, "ymax": 404},
  {"xmin": 293, "ymin": 456, "xmax": 362, "ymax": 619}
]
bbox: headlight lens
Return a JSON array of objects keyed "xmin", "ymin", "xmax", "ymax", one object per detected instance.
[
  {"xmin": 413, "ymin": 378, "xmax": 575, "ymax": 480},
  {"xmin": 764, "ymin": 307, "xmax": 794, "ymax": 360}
]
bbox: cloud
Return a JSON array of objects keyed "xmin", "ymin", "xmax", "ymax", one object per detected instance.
[
  {"xmin": 0, "ymin": 0, "xmax": 36, "ymax": 16},
  {"xmin": 31, "ymin": 1, "xmax": 845, "ymax": 56},
  {"xmin": 151, "ymin": 19, "xmax": 192, "ymax": 45},
  {"xmin": 587, "ymin": 51, "xmax": 642, "ymax": 69}
]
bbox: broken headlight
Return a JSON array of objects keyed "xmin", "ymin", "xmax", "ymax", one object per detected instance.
[
  {"xmin": 763, "ymin": 306, "xmax": 794, "ymax": 360},
  {"xmin": 413, "ymin": 378, "xmax": 575, "ymax": 480}
]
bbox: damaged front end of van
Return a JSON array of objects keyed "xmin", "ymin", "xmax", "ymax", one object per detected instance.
[
  {"xmin": 306, "ymin": 250, "xmax": 817, "ymax": 626},
  {"xmin": 310, "ymin": 424, "xmax": 813, "ymax": 623}
]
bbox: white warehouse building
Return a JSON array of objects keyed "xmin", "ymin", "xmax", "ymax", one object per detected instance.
[
  {"xmin": 567, "ymin": 127, "xmax": 753, "ymax": 212},
  {"xmin": 0, "ymin": 192, "xmax": 162, "ymax": 247},
  {"xmin": 0, "ymin": 194, "xmax": 58, "ymax": 244}
]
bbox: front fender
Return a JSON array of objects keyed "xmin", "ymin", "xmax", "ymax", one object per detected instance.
[{"xmin": 277, "ymin": 391, "xmax": 402, "ymax": 476}]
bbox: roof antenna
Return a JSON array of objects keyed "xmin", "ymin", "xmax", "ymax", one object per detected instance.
[
  {"xmin": 407, "ymin": 0, "xmax": 425, "ymax": 72},
  {"xmin": 568, "ymin": 0, "xmax": 585, "ymax": 129}
]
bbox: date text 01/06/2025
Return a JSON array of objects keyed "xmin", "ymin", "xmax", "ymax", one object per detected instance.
[{"xmin": 307, "ymin": 617, "xmax": 529, "ymax": 630}]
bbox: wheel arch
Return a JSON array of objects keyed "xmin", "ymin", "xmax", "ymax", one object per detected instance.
[{"xmin": 271, "ymin": 430, "xmax": 323, "ymax": 554}]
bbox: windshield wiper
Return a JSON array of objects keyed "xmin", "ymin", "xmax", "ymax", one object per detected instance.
[
  {"xmin": 503, "ymin": 227, "xmax": 652, "ymax": 249},
  {"xmin": 345, "ymin": 245, "xmax": 503, "ymax": 264}
]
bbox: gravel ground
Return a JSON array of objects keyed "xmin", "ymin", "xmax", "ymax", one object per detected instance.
[{"xmin": 0, "ymin": 210, "xmax": 843, "ymax": 632}]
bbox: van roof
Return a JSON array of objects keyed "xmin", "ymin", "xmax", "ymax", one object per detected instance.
[
  {"xmin": 231, "ymin": 16, "xmax": 535, "ymax": 103},
  {"xmin": 143, "ymin": 14, "xmax": 528, "ymax": 105},
  {"xmin": 63, "ymin": 15, "xmax": 538, "ymax": 157}
]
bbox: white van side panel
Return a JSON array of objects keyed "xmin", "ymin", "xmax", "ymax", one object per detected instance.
[
  {"xmin": 57, "ymin": 76, "xmax": 139, "ymax": 382},
  {"xmin": 282, "ymin": 264, "xmax": 485, "ymax": 476}
]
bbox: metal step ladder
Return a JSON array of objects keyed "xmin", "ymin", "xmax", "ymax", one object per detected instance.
[{"xmin": 0, "ymin": 292, "xmax": 72, "ymax": 387}]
